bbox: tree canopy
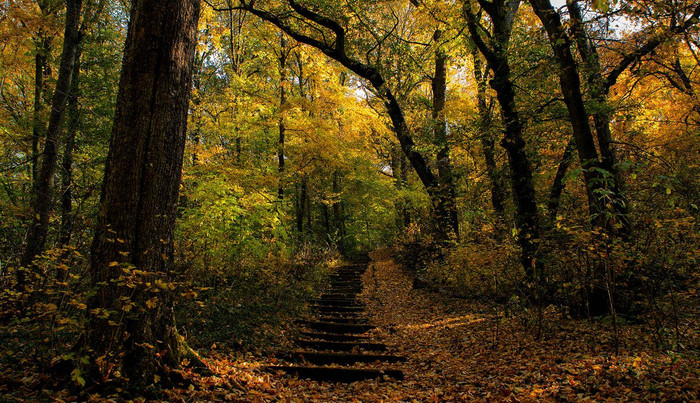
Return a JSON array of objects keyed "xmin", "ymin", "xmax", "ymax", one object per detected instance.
[{"xmin": 0, "ymin": 0, "xmax": 699, "ymax": 400}]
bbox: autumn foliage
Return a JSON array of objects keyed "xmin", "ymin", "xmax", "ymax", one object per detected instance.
[{"xmin": 0, "ymin": 0, "xmax": 699, "ymax": 400}]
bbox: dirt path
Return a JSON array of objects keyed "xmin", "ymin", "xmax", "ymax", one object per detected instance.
[{"xmin": 176, "ymin": 250, "xmax": 698, "ymax": 402}]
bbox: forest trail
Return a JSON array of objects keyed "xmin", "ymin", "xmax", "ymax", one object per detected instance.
[
  {"xmin": 268, "ymin": 254, "xmax": 406, "ymax": 382},
  {"xmin": 179, "ymin": 250, "xmax": 698, "ymax": 401}
]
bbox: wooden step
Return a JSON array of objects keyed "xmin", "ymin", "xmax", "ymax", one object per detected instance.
[
  {"xmin": 320, "ymin": 293, "xmax": 359, "ymax": 299},
  {"xmin": 296, "ymin": 339, "xmax": 387, "ymax": 351},
  {"xmin": 316, "ymin": 316, "xmax": 368, "ymax": 324},
  {"xmin": 326, "ymin": 290, "xmax": 362, "ymax": 296},
  {"xmin": 267, "ymin": 365, "xmax": 403, "ymax": 382},
  {"xmin": 312, "ymin": 298, "xmax": 361, "ymax": 306},
  {"xmin": 300, "ymin": 332, "xmax": 370, "ymax": 342},
  {"xmin": 297, "ymin": 320, "xmax": 374, "ymax": 334},
  {"xmin": 311, "ymin": 305, "xmax": 364, "ymax": 314},
  {"xmin": 293, "ymin": 351, "xmax": 406, "ymax": 365},
  {"xmin": 330, "ymin": 280, "xmax": 362, "ymax": 286}
]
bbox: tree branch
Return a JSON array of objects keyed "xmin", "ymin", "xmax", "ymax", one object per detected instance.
[{"xmin": 604, "ymin": 3, "xmax": 700, "ymax": 91}]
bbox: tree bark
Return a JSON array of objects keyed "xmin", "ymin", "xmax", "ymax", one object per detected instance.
[
  {"xmin": 548, "ymin": 136, "xmax": 576, "ymax": 221},
  {"xmin": 297, "ymin": 177, "xmax": 308, "ymax": 233},
  {"xmin": 464, "ymin": 0, "xmax": 544, "ymax": 282},
  {"xmin": 432, "ymin": 29, "xmax": 459, "ymax": 241},
  {"xmin": 21, "ymin": 0, "xmax": 83, "ymax": 274},
  {"xmin": 332, "ymin": 171, "xmax": 345, "ymax": 251},
  {"xmin": 472, "ymin": 49, "xmax": 506, "ymax": 218},
  {"xmin": 566, "ymin": 0, "xmax": 631, "ymax": 236},
  {"xmin": 32, "ymin": 36, "xmax": 51, "ymax": 187},
  {"xmin": 85, "ymin": 0, "xmax": 201, "ymax": 388},
  {"xmin": 278, "ymin": 35, "xmax": 287, "ymax": 200},
  {"xmin": 530, "ymin": 0, "xmax": 607, "ymax": 226},
  {"xmin": 58, "ymin": 43, "xmax": 83, "ymax": 280}
]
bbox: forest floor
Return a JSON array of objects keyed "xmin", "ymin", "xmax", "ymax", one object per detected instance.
[
  {"xmin": 159, "ymin": 249, "xmax": 700, "ymax": 402},
  {"xmin": 23, "ymin": 250, "xmax": 698, "ymax": 402}
]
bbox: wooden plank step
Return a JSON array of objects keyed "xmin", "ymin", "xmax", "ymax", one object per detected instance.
[
  {"xmin": 311, "ymin": 298, "xmax": 361, "ymax": 306},
  {"xmin": 296, "ymin": 339, "xmax": 387, "ymax": 351},
  {"xmin": 316, "ymin": 316, "xmax": 368, "ymax": 324},
  {"xmin": 293, "ymin": 351, "xmax": 406, "ymax": 365},
  {"xmin": 328, "ymin": 282, "xmax": 362, "ymax": 290},
  {"xmin": 327, "ymin": 287, "xmax": 362, "ymax": 293},
  {"xmin": 266, "ymin": 365, "xmax": 403, "ymax": 382},
  {"xmin": 300, "ymin": 332, "xmax": 370, "ymax": 342},
  {"xmin": 315, "ymin": 310, "xmax": 364, "ymax": 317},
  {"xmin": 296, "ymin": 320, "xmax": 374, "ymax": 334},
  {"xmin": 329, "ymin": 280, "xmax": 362, "ymax": 285},
  {"xmin": 310, "ymin": 305, "xmax": 364, "ymax": 313},
  {"xmin": 320, "ymin": 293, "xmax": 358, "ymax": 299}
]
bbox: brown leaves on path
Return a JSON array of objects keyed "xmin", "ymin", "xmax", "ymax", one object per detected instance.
[{"xmin": 172, "ymin": 249, "xmax": 697, "ymax": 401}]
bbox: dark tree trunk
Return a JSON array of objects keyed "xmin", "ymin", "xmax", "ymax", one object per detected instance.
[
  {"xmin": 530, "ymin": 0, "xmax": 607, "ymax": 226},
  {"xmin": 431, "ymin": 29, "xmax": 459, "ymax": 241},
  {"xmin": 21, "ymin": 0, "xmax": 83, "ymax": 274},
  {"xmin": 84, "ymin": 0, "xmax": 201, "ymax": 388},
  {"xmin": 465, "ymin": 0, "xmax": 544, "ymax": 283},
  {"xmin": 297, "ymin": 177, "xmax": 308, "ymax": 233},
  {"xmin": 566, "ymin": 0, "xmax": 631, "ymax": 236},
  {"xmin": 278, "ymin": 35, "xmax": 287, "ymax": 200},
  {"xmin": 32, "ymin": 37, "xmax": 51, "ymax": 187},
  {"xmin": 492, "ymin": 65, "xmax": 543, "ymax": 282},
  {"xmin": 58, "ymin": 43, "xmax": 83, "ymax": 280},
  {"xmin": 332, "ymin": 172, "xmax": 345, "ymax": 251},
  {"xmin": 472, "ymin": 49, "xmax": 505, "ymax": 218},
  {"xmin": 548, "ymin": 136, "xmax": 576, "ymax": 221}
]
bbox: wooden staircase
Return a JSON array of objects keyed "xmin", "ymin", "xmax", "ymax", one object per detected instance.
[{"xmin": 267, "ymin": 256, "xmax": 404, "ymax": 382}]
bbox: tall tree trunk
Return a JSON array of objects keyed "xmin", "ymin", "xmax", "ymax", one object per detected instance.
[
  {"xmin": 472, "ymin": 49, "xmax": 506, "ymax": 218},
  {"xmin": 399, "ymin": 151, "xmax": 411, "ymax": 227},
  {"xmin": 566, "ymin": 0, "xmax": 631, "ymax": 236},
  {"xmin": 530, "ymin": 0, "xmax": 607, "ymax": 226},
  {"xmin": 297, "ymin": 177, "xmax": 307, "ymax": 233},
  {"xmin": 465, "ymin": 0, "xmax": 544, "ymax": 284},
  {"xmin": 492, "ymin": 64, "xmax": 543, "ymax": 282},
  {"xmin": 32, "ymin": 36, "xmax": 51, "ymax": 187},
  {"xmin": 20, "ymin": 0, "xmax": 83, "ymax": 274},
  {"xmin": 278, "ymin": 35, "xmax": 287, "ymax": 200},
  {"xmin": 332, "ymin": 171, "xmax": 345, "ymax": 251},
  {"xmin": 432, "ymin": 29, "xmax": 459, "ymax": 241},
  {"xmin": 57, "ymin": 43, "xmax": 83, "ymax": 280},
  {"xmin": 548, "ymin": 136, "xmax": 576, "ymax": 221},
  {"xmin": 84, "ymin": 0, "xmax": 201, "ymax": 387}
]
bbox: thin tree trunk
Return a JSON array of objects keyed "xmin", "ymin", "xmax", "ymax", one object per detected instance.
[
  {"xmin": 58, "ymin": 43, "xmax": 83, "ymax": 280},
  {"xmin": 332, "ymin": 171, "xmax": 345, "ymax": 251},
  {"xmin": 297, "ymin": 177, "xmax": 307, "ymax": 233},
  {"xmin": 465, "ymin": 0, "xmax": 544, "ymax": 284},
  {"xmin": 472, "ymin": 49, "xmax": 506, "ymax": 218},
  {"xmin": 548, "ymin": 136, "xmax": 576, "ymax": 220},
  {"xmin": 278, "ymin": 35, "xmax": 287, "ymax": 200},
  {"xmin": 84, "ymin": 0, "xmax": 201, "ymax": 387},
  {"xmin": 530, "ymin": 0, "xmax": 607, "ymax": 226},
  {"xmin": 20, "ymin": 0, "xmax": 83, "ymax": 274},
  {"xmin": 432, "ymin": 29, "xmax": 459, "ymax": 241},
  {"xmin": 32, "ymin": 37, "xmax": 50, "ymax": 187},
  {"xmin": 566, "ymin": 0, "xmax": 631, "ymax": 236}
]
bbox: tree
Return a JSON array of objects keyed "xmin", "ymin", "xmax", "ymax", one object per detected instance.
[
  {"xmin": 219, "ymin": 0, "xmax": 459, "ymax": 240},
  {"xmin": 463, "ymin": 0, "xmax": 544, "ymax": 284},
  {"xmin": 84, "ymin": 0, "xmax": 201, "ymax": 387},
  {"xmin": 21, "ymin": 0, "xmax": 83, "ymax": 276}
]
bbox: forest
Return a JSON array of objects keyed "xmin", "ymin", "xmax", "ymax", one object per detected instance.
[{"xmin": 0, "ymin": 0, "xmax": 698, "ymax": 400}]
